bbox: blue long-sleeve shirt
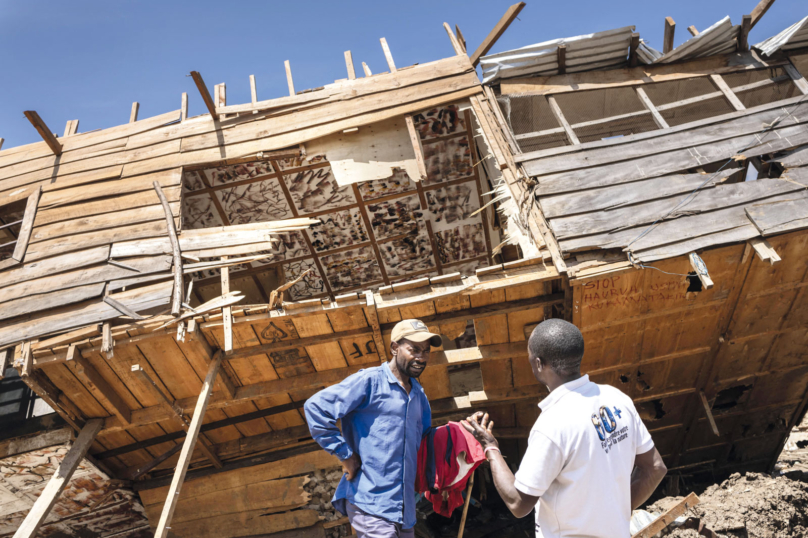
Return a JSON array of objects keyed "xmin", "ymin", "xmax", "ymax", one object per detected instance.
[{"xmin": 304, "ymin": 362, "xmax": 431, "ymax": 529}]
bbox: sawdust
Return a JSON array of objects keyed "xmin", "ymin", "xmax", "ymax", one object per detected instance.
[{"xmin": 651, "ymin": 472, "xmax": 808, "ymax": 537}]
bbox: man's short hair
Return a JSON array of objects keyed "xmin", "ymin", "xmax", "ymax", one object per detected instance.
[{"xmin": 528, "ymin": 319, "xmax": 584, "ymax": 376}]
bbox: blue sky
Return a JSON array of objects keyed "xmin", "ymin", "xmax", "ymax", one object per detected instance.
[{"xmin": 0, "ymin": 0, "xmax": 804, "ymax": 148}]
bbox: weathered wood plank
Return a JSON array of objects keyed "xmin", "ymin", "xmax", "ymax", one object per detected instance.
[
  {"xmin": 22, "ymin": 111, "xmax": 62, "ymax": 156},
  {"xmin": 12, "ymin": 419, "xmax": 102, "ymax": 538},
  {"xmin": 11, "ymin": 187, "xmax": 42, "ymax": 262},
  {"xmin": 153, "ymin": 181, "xmax": 183, "ymax": 316},
  {"xmin": 38, "ymin": 168, "xmax": 181, "ymax": 207},
  {"xmin": 0, "ymin": 282, "xmax": 106, "ymax": 321},
  {"xmin": 0, "ymin": 245, "xmax": 111, "ymax": 290},
  {"xmin": 745, "ymin": 194, "xmax": 808, "ymax": 236},
  {"xmin": 34, "ymin": 186, "xmax": 181, "ymax": 226}
]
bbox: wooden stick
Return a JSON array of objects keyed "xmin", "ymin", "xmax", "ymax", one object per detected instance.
[
  {"xmin": 750, "ymin": 0, "xmax": 776, "ymax": 29},
  {"xmin": 456, "ymin": 470, "xmax": 475, "ymax": 538},
  {"xmin": 189, "ymin": 71, "xmax": 218, "ymax": 121},
  {"xmin": 12, "ymin": 187, "xmax": 41, "ymax": 263},
  {"xmin": 12, "ymin": 419, "xmax": 103, "ymax": 538},
  {"xmin": 699, "ymin": 391, "xmax": 720, "ymax": 436},
  {"xmin": 127, "ymin": 443, "xmax": 182, "ymax": 480},
  {"xmin": 129, "ymin": 102, "xmax": 139, "ymax": 123},
  {"xmin": 103, "ymin": 296, "xmax": 146, "ymax": 320},
  {"xmin": 749, "ymin": 237, "xmax": 781, "ymax": 265},
  {"xmin": 557, "ymin": 45, "xmax": 567, "ymax": 75},
  {"xmin": 635, "ymin": 87, "xmax": 669, "ymax": 129},
  {"xmin": 63, "ymin": 120, "xmax": 72, "ymax": 138},
  {"xmin": 738, "ymin": 15, "xmax": 752, "ymax": 52},
  {"xmin": 23, "ymin": 111, "xmax": 61, "ymax": 156},
  {"xmin": 689, "ymin": 253, "xmax": 714, "ymax": 290},
  {"xmin": 153, "ymin": 181, "xmax": 183, "ymax": 316},
  {"xmin": 405, "ymin": 116, "xmax": 428, "ymax": 181},
  {"xmin": 153, "ymin": 352, "xmax": 224, "ymax": 538},
  {"xmin": 470, "ymin": 2, "xmax": 526, "ymax": 67},
  {"xmin": 0, "ymin": 138, "xmax": 4, "ymax": 150},
  {"xmin": 181, "ymin": 92, "xmax": 188, "ymax": 121},
  {"xmin": 663, "ymin": 17, "xmax": 676, "ymax": 55},
  {"xmin": 443, "ymin": 23, "xmax": 465, "ymax": 56},
  {"xmin": 221, "ymin": 257, "xmax": 233, "ymax": 352},
  {"xmin": 547, "ymin": 96, "xmax": 579, "ymax": 145},
  {"xmin": 68, "ymin": 119, "xmax": 79, "ymax": 136},
  {"xmin": 249, "ymin": 75, "xmax": 257, "ymax": 104},
  {"xmin": 344, "ymin": 51, "xmax": 356, "ymax": 80},
  {"xmin": 455, "ymin": 25, "xmax": 467, "ymax": 53},
  {"xmin": 0, "ymin": 347, "xmax": 10, "ymax": 380},
  {"xmin": 628, "ymin": 33, "xmax": 640, "ymax": 68},
  {"xmin": 362, "ymin": 62, "xmax": 372, "ymax": 76},
  {"xmin": 380, "ymin": 38, "xmax": 396, "ymax": 72},
  {"xmin": 631, "ymin": 492, "xmax": 699, "ymax": 538},
  {"xmin": 687, "ymin": 25, "xmax": 699, "ymax": 36},
  {"xmin": 710, "ymin": 74, "xmax": 745, "ymax": 110},
  {"xmin": 784, "ymin": 63, "xmax": 808, "ymax": 95},
  {"xmin": 284, "ymin": 60, "xmax": 295, "ymax": 96}
]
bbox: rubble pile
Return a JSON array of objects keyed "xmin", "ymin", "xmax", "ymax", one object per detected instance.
[{"xmin": 303, "ymin": 469, "xmax": 347, "ymax": 538}]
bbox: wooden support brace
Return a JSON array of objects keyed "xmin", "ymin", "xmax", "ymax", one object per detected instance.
[
  {"xmin": 12, "ymin": 186, "xmax": 41, "ymax": 263},
  {"xmin": 687, "ymin": 25, "xmax": 699, "ymax": 36},
  {"xmin": 19, "ymin": 367, "xmax": 84, "ymax": 431},
  {"xmin": 750, "ymin": 0, "xmax": 776, "ymax": 29},
  {"xmin": 153, "ymin": 351, "xmax": 224, "ymax": 538},
  {"xmin": 72, "ymin": 350, "xmax": 131, "ymax": 425},
  {"xmin": 127, "ymin": 443, "xmax": 182, "ymax": 480},
  {"xmin": 784, "ymin": 63, "xmax": 808, "ymax": 95},
  {"xmin": 131, "ymin": 364, "xmax": 223, "ymax": 469},
  {"xmin": 699, "ymin": 391, "xmax": 720, "ymax": 436},
  {"xmin": 710, "ymin": 74, "xmax": 745, "ymax": 110},
  {"xmin": 380, "ymin": 38, "xmax": 396, "ymax": 72},
  {"xmin": 249, "ymin": 75, "xmax": 257, "ymax": 104},
  {"xmin": 556, "ymin": 45, "xmax": 566, "ymax": 75},
  {"xmin": 181, "ymin": 92, "xmax": 188, "ymax": 121},
  {"xmin": 362, "ymin": 62, "xmax": 372, "ymax": 77},
  {"xmin": 628, "ymin": 33, "xmax": 640, "ymax": 68},
  {"xmin": 220, "ymin": 257, "xmax": 233, "ymax": 352},
  {"xmin": 103, "ymin": 296, "xmax": 145, "ymax": 320},
  {"xmin": 0, "ymin": 347, "xmax": 10, "ymax": 379},
  {"xmin": 470, "ymin": 2, "xmax": 526, "ymax": 67},
  {"xmin": 19, "ymin": 341, "xmax": 33, "ymax": 376},
  {"xmin": 63, "ymin": 120, "xmax": 76, "ymax": 137},
  {"xmin": 284, "ymin": 60, "xmax": 295, "ymax": 96},
  {"xmin": 405, "ymin": 116, "xmax": 428, "ymax": 181},
  {"xmin": 689, "ymin": 252, "xmax": 714, "ymax": 289},
  {"xmin": 189, "ymin": 71, "xmax": 218, "ymax": 121},
  {"xmin": 101, "ymin": 322, "xmax": 113, "ymax": 358},
  {"xmin": 749, "ymin": 237, "xmax": 781, "ymax": 265},
  {"xmin": 12, "ymin": 419, "xmax": 103, "ymax": 538},
  {"xmin": 635, "ymin": 87, "xmax": 670, "ymax": 129},
  {"xmin": 153, "ymin": 181, "xmax": 183, "ymax": 316},
  {"xmin": 547, "ymin": 96, "xmax": 579, "ymax": 145},
  {"xmin": 663, "ymin": 17, "xmax": 676, "ymax": 55},
  {"xmin": 738, "ymin": 15, "xmax": 752, "ymax": 52},
  {"xmin": 344, "ymin": 51, "xmax": 356, "ymax": 80},
  {"xmin": 631, "ymin": 492, "xmax": 700, "ymax": 538},
  {"xmin": 23, "ymin": 111, "xmax": 62, "ymax": 156},
  {"xmin": 443, "ymin": 23, "xmax": 465, "ymax": 56},
  {"xmin": 455, "ymin": 25, "xmax": 467, "ymax": 53},
  {"xmin": 218, "ymin": 83, "xmax": 226, "ymax": 108},
  {"xmin": 189, "ymin": 330, "xmax": 236, "ymax": 399},
  {"xmin": 129, "ymin": 102, "xmax": 139, "ymax": 123},
  {"xmin": 363, "ymin": 291, "xmax": 388, "ymax": 362}
]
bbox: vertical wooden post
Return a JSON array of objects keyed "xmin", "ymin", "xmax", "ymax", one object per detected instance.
[
  {"xmin": 284, "ymin": 60, "xmax": 295, "ymax": 96},
  {"xmin": 153, "ymin": 182, "xmax": 183, "ymax": 316},
  {"xmin": 153, "ymin": 353, "xmax": 223, "ymax": 538},
  {"xmin": 362, "ymin": 62, "xmax": 372, "ymax": 77},
  {"xmin": 628, "ymin": 33, "xmax": 640, "ymax": 68},
  {"xmin": 0, "ymin": 138, "xmax": 4, "ymax": 150},
  {"xmin": 13, "ymin": 419, "xmax": 103, "ymax": 538},
  {"xmin": 663, "ymin": 17, "xmax": 676, "ymax": 54},
  {"xmin": 556, "ymin": 45, "xmax": 567, "ymax": 75},
  {"xmin": 181, "ymin": 92, "xmax": 189, "ymax": 121},
  {"xmin": 344, "ymin": 51, "xmax": 356, "ymax": 80},
  {"xmin": 129, "ymin": 102, "xmax": 139, "ymax": 123},
  {"xmin": 738, "ymin": 15, "xmax": 752, "ymax": 51},
  {"xmin": 221, "ymin": 257, "xmax": 233, "ymax": 353},
  {"xmin": 249, "ymin": 75, "xmax": 257, "ymax": 104}
]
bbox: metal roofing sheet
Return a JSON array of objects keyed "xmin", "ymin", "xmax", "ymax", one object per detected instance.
[
  {"xmin": 651, "ymin": 16, "xmax": 740, "ymax": 64},
  {"xmin": 755, "ymin": 15, "xmax": 808, "ymax": 56},
  {"xmin": 479, "ymin": 26, "xmax": 635, "ymax": 83}
]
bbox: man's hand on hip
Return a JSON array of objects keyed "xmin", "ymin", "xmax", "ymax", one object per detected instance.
[
  {"xmin": 462, "ymin": 412, "xmax": 498, "ymax": 451},
  {"xmin": 341, "ymin": 453, "xmax": 362, "ymax": 481}
]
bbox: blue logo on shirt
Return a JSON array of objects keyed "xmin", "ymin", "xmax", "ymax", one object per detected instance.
[{"xmin": 591, "ymin": 406, "xmax": 629, "ymax": 453}]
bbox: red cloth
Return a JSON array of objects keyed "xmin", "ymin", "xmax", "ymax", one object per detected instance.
[{"xmin": 416, "ymin": 422, "xmax": 485, "ymax": 517}]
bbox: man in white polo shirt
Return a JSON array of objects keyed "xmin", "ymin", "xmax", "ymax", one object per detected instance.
[{"xmin": 462, "ymin": 319, "xmax": 667, "ymax": 537}]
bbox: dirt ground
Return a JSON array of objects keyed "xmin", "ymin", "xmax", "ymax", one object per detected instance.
[{"xmin": 647, "ymin": 416, "xmax": 808, "ymax": 538}]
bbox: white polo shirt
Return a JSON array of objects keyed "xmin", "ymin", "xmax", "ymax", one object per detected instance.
[{"xmin": 514, "ymin": 375, "xmax": 654, "ymax": 538}]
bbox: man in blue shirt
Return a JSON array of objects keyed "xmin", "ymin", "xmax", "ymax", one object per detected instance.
[{"xmin": 304, "ymin": 319, "xmax": 441, "ymax": 538}]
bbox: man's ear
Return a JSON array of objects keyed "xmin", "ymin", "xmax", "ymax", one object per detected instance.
[{"xmin": 390, "ymin": 341, "xmax": 399, "ymax": 357}]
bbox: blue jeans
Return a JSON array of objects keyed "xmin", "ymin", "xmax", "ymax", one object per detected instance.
[{"xmin": 346, "ymin": 502, "xmax": 415, "ymax": 538}]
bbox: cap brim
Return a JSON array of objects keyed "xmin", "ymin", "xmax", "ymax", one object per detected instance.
[{"xmin": 405, "ymin": 332, "xmax": 443, "ymax": 347}]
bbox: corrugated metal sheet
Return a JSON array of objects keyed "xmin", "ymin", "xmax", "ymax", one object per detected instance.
[
  {"xmin": 479, "ymin": 26, "xmax": 635, "ymax": 83},
  {"xmin": 651, "ymin": 16, "xmax": 740, "ymax": 64},
  {"xmin": 755, "ymin": 15, "xmax": 808, "ymax": 56},
  {"xmin": 637, "ymin": 42, "xmax": 663, "ymax": 64}
]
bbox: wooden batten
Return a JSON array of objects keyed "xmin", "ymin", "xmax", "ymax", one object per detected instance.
[
  {"xmin": 469, "ymin": 2, "xmax": 526, "ymax": 67},
  {"xmin": 663, "ymin": 16, "xmax": 676, "ymax": 54},
  {"xmin": 190, "ymin": 71, "xmax": 218, "ymax": 120},
  {"xmin": 130, "ymin": 102, "xmax": 140, "ymax": 123},
  {"xmin": 23, "ymin": 111, "xmax": 62, "ymax": 156}
]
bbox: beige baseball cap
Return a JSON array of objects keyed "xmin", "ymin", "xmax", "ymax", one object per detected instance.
[{"xmin": 391, "ymin": 319, "xmax": 442, "ymax": 347}]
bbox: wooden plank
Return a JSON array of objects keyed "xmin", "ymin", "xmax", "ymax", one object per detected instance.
[
  {"xmin": 127, "ymin": 443, "xmax": 182, "ymax": 480},
  {"xmin": 35, "ymin": 186, "xmax": 181, "ymax": 227},
  {"xmin": 628, "ymin": 33, "xmax": 640, "ymax": 68},
  {"xmin": 0, "ymin": 282, "xmax": 105, "ymax": 321},
  {"xmin": 18, "ymin": 369, "xmax": 84, "ymax": 431},
  {"xmin": 153, "ymin": 351, "xmax": 223, "ymax": 538},
  {"xmin": 632, "ymin": 493, "xmax": 700, "ymax": 538},
  {"xmin": 362, "ymin": 62, "xmax": 372, "ymax": 76},
  {"xmin": 749, "ymin": 237, "xmax": 781, "ymax": 264},
  {"xmin": 221, "ymin": 259, "xmax": 233, "ymax": 352},
  {"xmin": 0, "ymin": 245, "xmax": 111, "ymax": 290},
  {"xmin": 11, "ymin": 187, "xmax": 41, "ymax": 262},
  {"xmin": 456, "ymin": 25, "xmax": 467, "ymax": 53},
  {"xmin": 190, "ymin": 71, "xmax": 218, "ymax": 121},
  {"xmin": 687, "ymin": 26, "xmax": 700, "ymax": 37},
  {"xmin": 710, "ymin": 74, "xmax": 745, "ymax": 110},
  {"xmin": 749, "ymin": 0, "xmax": 776, "ymax": 29},
  {"xmin": 153, "ymin": 181, "xmax": 183, "ymax": 316},
  {"xmin": 181, "ymin": 92, "xmax": 188, "ymax": 121},
  {"xmin": 634, "ymin": 87, "xmax": 669, "ymax": 129},
  {"xmin": 39, "ymin": 167, "xmax": 181, "ymax": 207},
  {"xmin": 745, "ymin": 196, "xmax": 808, "ymax": 236},
  {"xmin": 104, "ymin": 296, "xmax": 147, "ymax": 320},
  {"xmin": 547, "ymin": 96, "xmax": 579, "ymax": 144},
  {"xmin": 23, "ymin": 111, "xmax": 62, "ymax": 156},
  {"xmin": 557, "ymin": 45, "xmax": 567, "ymax": 75},
  {"xmin": 663, "ymin": 17, "xmax": 676, "ymax": 54},
  {"xmin": 284, "ymin": 60, "xmax": 295, "ymax": 96},
  {"xmin": 344, "ymin": 51, "xmax": 356, "ymax": 80},
  {"xmin": 699, "ymin": 391, "xmax": 720, "ymax": 436},
  {"xmin": 689, "ymin": 252, "xmax": 714, "ymax": 290},
  {"xmin": 469, "ymin": 2, "xmax": 526, "ymax": 67},
  {"xmin": 443, "ymin": 23, "xmax": 465, "ymax": 56},
  {"xmin": 129, "ymin": 102, "xmax": 140, "ymax": 123},
  {"xmin": 72, "ymin": 350, "xmax": 132, "ymax": 425},
  {"xmin": 156, "ymin": 507, "xmax": 319, "ymax": 538},
  {"xmin": 11, "ymin": 418, "xmax": 102, "ymax": 538},
  {"xmin": 405, "ymin": 115, "xmax": 428, "ymax": 181},
  {"xmin": 784, "ymin": 63, "xmax": 808, "ymax": 95},
  {"xmin": 738, "ymin": 15, "xmax": 752, "ymax": 52},
  {"xmin": 0, "ymin": 347, "xmax": 10, "ymax": 378}
]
